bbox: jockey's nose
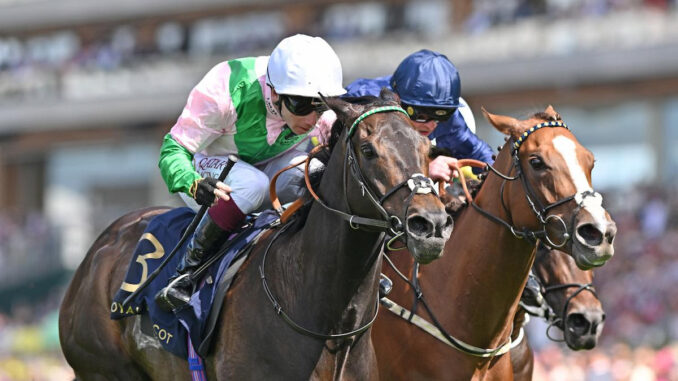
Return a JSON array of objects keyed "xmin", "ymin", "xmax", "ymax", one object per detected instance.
[{"xmin": 303, "ymin": 111, "xmax": 319, "ymax": 125}]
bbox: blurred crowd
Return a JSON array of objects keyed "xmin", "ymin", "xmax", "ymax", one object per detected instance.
[
  {"xmin": 523, "ymin": 184, "xmax": 678, "ymax": 380},
  {"xmin": 0, "ymin": 210, "xmax": 58, "ymax": 289},
  {"xmin": 465, "ymin": 0, "xmax": 675, "ymax": 33},
  {"xmin": 1, "ymin": 0, "xmax": 677, "ymax": 103},
  {"xmin": 595, "ymin": 185, "xmax": 678, "ymax": 349},
  {"xmin": 533, "ymin": 342, "xmax": 678, "ymax": 380},
  {"xmin": 0, "ymin": 291, "xmax": 71, "ymax": 381}
]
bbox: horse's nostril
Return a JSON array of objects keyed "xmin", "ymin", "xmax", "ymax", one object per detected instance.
[
  {"xmin": 577, "ymin": 224, "xmax": 603, "ymax": 246},
  {"xmin": 407, "ymin": 216, "xmax": 433, "ymax": 237},
  {"xmin": 566, "ymin": 313, "xmax": 591, "ymax": 336},
  {"xmin": 435, "ymin": 216, "xmax": 454, "ymax": 238}
]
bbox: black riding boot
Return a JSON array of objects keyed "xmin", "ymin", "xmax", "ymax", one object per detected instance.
[{"xmin": 155, "ymin": 214, "xmax": 228, "ymax": 312}]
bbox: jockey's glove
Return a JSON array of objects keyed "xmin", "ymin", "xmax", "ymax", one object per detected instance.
[{"xmin": 190, "ymin": 177, "xmax": 219, "ymax": 206}]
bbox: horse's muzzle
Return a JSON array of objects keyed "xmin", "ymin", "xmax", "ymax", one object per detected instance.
[
  {"xmin": 572, "ymin": 216, "xmax": 617, "ymax": 270},
  {"xmin": 564, "ymin": 307, "xmax": 605, "ymax": 350},
  {"xmin": 405, "ymin": 209, "xmax": 453, "ymax": 264}
]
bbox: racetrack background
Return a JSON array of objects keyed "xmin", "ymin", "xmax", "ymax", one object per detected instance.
[{"xmin": 0, "ymin": 0, "xmax": 677, "ymax": 379}]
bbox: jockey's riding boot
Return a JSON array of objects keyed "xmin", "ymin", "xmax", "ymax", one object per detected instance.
[{"xmin": 155, "ymin": 214, "xmax": 229, "ymax": 312}]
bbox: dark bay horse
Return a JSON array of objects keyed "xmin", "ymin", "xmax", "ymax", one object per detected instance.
[
  {"xmin": 59, "ymin": 91, "xmax": 453, "ymax": 380},
  {"xmin": 510, "ymin": 244, "xmax": 605, "ymax": 381},
  {"xmin": 372, "ymin": 106, "xmax": 616, "ymax": 380}
]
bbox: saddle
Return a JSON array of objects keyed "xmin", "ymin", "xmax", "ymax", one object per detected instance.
[{"xmin": 110, "ymin": 207, "xmax": 279, "ymax": 358}]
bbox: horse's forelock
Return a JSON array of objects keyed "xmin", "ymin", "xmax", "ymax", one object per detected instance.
[
  {"xmin": 532, "ymin": 111, "xmax": 562, "ymax": 122},
  {"xmin": 327, "ymin": 96, "xmax": 401, "ymax": 151}
]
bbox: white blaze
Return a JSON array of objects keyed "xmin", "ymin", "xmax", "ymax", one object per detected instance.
[{"xmin": 552, "ymin": 136, "xmax": 607, "ymax": 225}]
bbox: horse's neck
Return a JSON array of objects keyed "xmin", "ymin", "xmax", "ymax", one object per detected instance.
[
  {"xmin": 273, "ymin": 145, "xmax": 382, "ymax": 321},
  {"xmin": 309, "ymin": 145, "xmax": 383, "ymax": 279},
  {"xmin": 436, "ymin": 167, "xmax": 536, "ymax": 349}
]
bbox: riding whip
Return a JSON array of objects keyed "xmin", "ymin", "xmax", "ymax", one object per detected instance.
[{"xmin": 122, "ymin": 154, "xmax": 238, "ymax": 307}]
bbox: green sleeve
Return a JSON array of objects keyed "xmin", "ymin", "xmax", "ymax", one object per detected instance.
[{"xmin": 158, "ymin": 134, "xmax": 202, "ymax": 195}]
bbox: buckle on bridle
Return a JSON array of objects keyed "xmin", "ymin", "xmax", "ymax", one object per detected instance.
[{"xmin": 407, "ymin": 174, "xmax": 436, "ymax": 195}]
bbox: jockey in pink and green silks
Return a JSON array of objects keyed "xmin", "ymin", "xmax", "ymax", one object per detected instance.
[{"xmin": 155, "ymin": 34, "xmax": 346, "ymax": 312}]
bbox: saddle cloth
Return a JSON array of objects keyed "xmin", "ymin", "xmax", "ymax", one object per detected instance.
[{"xmin": 110, "ymin": 207, "xmax": 279, "ymax": 358}]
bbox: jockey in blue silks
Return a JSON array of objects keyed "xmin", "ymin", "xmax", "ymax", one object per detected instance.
[{"xmin": 344, "ymin": 49, "xmax": 494, "ymax": 182}]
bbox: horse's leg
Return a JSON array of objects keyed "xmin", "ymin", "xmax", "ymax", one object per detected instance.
[
  {"xmin": 511, "ymin": 339, "xmax": 534, "ymax": 381},
  {"xmin": 60, "ymin": 208, "xmax": 171, "ymax": 380},
  {"xmin": 485, "ymin": 355, "xmax": 516, "ymax": 381},
  {"xmin": 116, "ymin": 316, "xmax": 190, "ymax": 380},
  {"xmin": 60, "ymin": 252, "xmax": 151, "ymax": 380}
]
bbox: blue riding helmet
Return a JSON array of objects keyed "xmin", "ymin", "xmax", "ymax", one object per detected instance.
[{"xmin": 390, "ymin": 49, "xmax": 461, "ymax": 109}]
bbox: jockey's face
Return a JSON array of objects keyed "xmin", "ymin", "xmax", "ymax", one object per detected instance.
[
  {"xmin": 410, "ymin": 120, "xmax": 438, "ymax": 136},
  {"xmin": 271, "ymin": 89, "xmax": 320, "ymax": 135}
]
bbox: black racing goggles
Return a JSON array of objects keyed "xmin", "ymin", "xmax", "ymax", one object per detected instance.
[
  {"xmin": 281, "ymin": 95, "xmax": 328, "ymax": 116},
  {"xmin": 402, "ymin": 103, "xmax": 456, "ymax": 123}
]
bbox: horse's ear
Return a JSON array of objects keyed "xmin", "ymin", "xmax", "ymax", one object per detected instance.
[
  {"xmin": 481, "ymin": 107, "xmax": 522, "ymax": 138},
  {"xmin": 320, "ymin": 95, "xmax": 362, "ymax": 122},
  {"xmin": 544, "ymin": 105, "xmax": 561, "ymax": 121},
  {"xmin": 379, "ymin": 87, "xmax": 400, "ymax": 104}
]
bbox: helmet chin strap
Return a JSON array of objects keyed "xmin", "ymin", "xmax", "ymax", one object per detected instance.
[
  {"xmin": 274, "ymin": 98, "xmax": 284, "ymax": 115},
  {"xmin": 268, "ymin": 85, "xmax": 284, "ymax": 115}
]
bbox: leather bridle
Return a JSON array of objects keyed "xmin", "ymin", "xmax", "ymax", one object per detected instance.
[
  {"xmin": 260, "ymin": 104, "xmax": 438, "ymax": 340},
  {"xmin": 467, "ymin": 121, "xmax": 602, "ymax": 250},
  {"xmin": 543, "ymin": 282, "xmax": 598, "ymax": 342}
]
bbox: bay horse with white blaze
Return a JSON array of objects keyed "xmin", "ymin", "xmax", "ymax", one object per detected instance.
[
  {"xmin": 373, "ymin": 106, "xmax": 616, "ymax": 380},
  {"xmin": 59, "ymin": 91, "xmax": 452, "ymax": 380},
  {"xmin": 511, "ymin": 244, "xmax": 605, "ymax": 381}
]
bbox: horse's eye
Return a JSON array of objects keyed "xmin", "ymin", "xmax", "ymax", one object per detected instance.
[
  {"xmin": 360, "ymin": 143, "xmax": 376, "ymax": 159},
  {"xmin": 529, "ymin": 156, "xmax": 547, "ymax": 170}
]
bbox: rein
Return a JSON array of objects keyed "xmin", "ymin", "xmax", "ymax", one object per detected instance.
[{"xmin": 259, "ymin": 105, "xmax": 437, "ymax": 341}]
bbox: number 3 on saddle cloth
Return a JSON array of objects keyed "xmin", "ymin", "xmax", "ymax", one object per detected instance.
[{"xmin": 110, "ymin": 207, "xmax": 279, "ymax": 359}]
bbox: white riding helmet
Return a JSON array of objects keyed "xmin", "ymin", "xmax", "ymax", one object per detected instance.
[{"xmin": 266, "ymin": 34, "xmax": 346, "ymax": 97}]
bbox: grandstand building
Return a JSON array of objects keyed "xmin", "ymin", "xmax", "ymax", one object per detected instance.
[{"xmin": 0, "ymin": 0, "xmax": 676, "ymax": 303}]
